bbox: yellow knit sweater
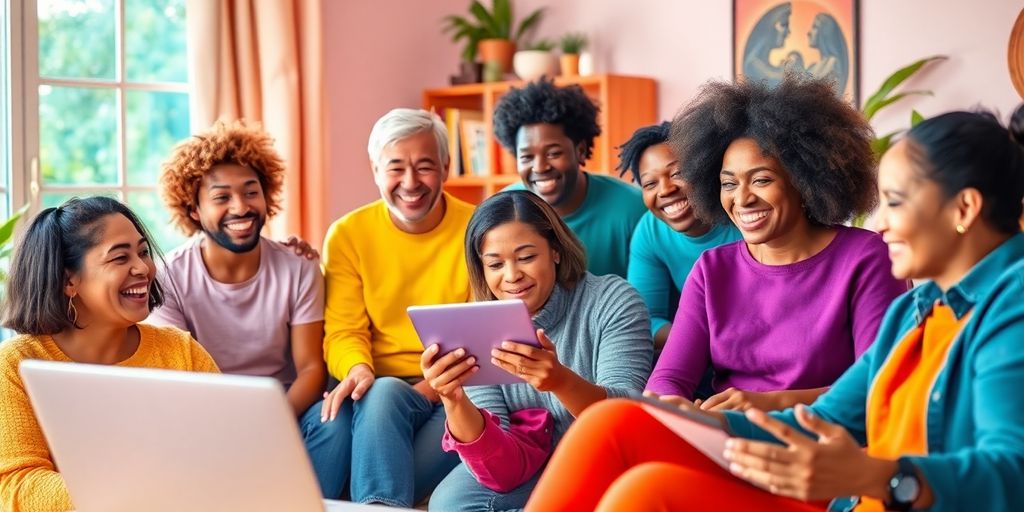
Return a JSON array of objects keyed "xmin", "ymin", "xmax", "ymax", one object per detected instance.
[
  {"xmin": 0, "ymin": 323, "xmax": 219, "ymax": 512},
  {"xmin": 322, "ymin": 193, "xmax": 473, "ymax": 379}
]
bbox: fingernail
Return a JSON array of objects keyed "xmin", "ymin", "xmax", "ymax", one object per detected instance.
[
  {"xmin": 725, "ymin": 439, "xmax": 736, "ymax": 450},
  {"xmin": 467, "ymin": 356, "xmax": 476, "ymax": 364},
  {"xmin": 320, "ymin": 416, "xmax": 326, "ymax": 423},
  {"xmin": 491, "ymin": 357, "xmax": 500, "ymax": 365},
  {"xmin": 501, "ymin": 342, "xmax": 512, "ymax": 349},
  {"xmin": 729, "ymin": 463, "xmax": 742, "ymax": 474},
  {"xmin": 491, "ymin": 349, "xmax": 500, "ymax": 357},
  {"xmin": 455, "ymin": 348, "xmax": 465, "ymax": 356},
  {"xmin": 723, "ymin": 449, "xmax": 733, "ymax": 460}
]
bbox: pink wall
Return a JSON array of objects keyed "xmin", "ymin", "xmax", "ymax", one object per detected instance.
[
  {"xmin": 323, "ymin": 0, "xmax": 1024, "ymax": 229},
  {"xmin": 321, "ymin": 0, "xmax": 466, "ymax": 229}
]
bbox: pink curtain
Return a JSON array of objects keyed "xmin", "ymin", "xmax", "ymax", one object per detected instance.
[{"xmin": 185, "ymin": 0, "xmax": 325, "ymax": 244}]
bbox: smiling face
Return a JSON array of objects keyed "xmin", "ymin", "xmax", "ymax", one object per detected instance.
[
  {"xmin": 479, "ymin": 221, "xmax": 559, "ymax": 315},
  {"xmin": 66, "ymin": 213, "xmax": 157, "ymax": 329},
  {"xmin": 876, "ymin": 139, "xmax": 959, "ymax": 282},
  {"xmin": 192, "ymin": 163, "xmax": 267, "ymax": 253},
  {"xmin": 638, "ymin": 143, "xmax": 708, "ymax": 236},
  {"xmin": 516, "ymin": 123, "xmax": 585, "ymax": 208},
  {"xmin": 720, "ymin": 137, "xmax": 807, "ymax": 245},
  {"xmin": 374, "ymin": 129, "xmax": 448, "ymax": 229}
]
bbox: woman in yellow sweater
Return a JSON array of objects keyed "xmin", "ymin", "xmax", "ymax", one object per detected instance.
[{"xmin": 0, "ymin": 196, "xmax": 219, "ymax": 512}]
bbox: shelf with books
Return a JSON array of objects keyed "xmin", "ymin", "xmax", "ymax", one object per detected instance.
[{"xmin": 424, "ymin": 74, "xmax": 657, "ymax": 204}]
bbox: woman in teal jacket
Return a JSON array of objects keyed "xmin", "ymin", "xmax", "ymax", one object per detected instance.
[{"xmin": 527, "ymin": 108, "xmax": 1024, "ymax": 512}]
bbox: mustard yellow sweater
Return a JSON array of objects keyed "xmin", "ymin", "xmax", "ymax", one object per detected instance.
[
  {"xmin": 322, "ymin": 193, "xmax": 473, "ymax": 379},
  {"xmin": 0, "ymin": 324, "xmax": 219, "ymax": 512}
]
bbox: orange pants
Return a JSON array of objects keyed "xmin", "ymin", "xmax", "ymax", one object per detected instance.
[{"xmin": 526, "ymin": 399, "xmax": 828, "ymax": 512}]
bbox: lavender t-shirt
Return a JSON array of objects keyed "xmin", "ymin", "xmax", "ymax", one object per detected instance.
[
  {"xmin": 147, "ymin": 237, "xmax": 325, "ymax": 388},
  {"xmin": 647, "ymin": 226, "xmax": 907, "ymax": 399}
]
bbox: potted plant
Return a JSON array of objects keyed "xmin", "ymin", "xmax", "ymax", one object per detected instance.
[
  {"xmin": 513, "ymin": 39, "xmax": 558, "ymax": 82},
  {"xmin": 442, "ymin": 0, "xmax": 544, "ymax": 76},
  {"xmin": 559, "ymin": 33, "xmax": 587, "ymax": 78},
  {"xmin": 861, "ymin": 55, "xmax": 947, "ymax": 158}
]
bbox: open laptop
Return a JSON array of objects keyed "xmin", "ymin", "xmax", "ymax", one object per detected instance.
[{"xmin": 19, "ymin": 360, "xmax": 405, "ymax": 512}]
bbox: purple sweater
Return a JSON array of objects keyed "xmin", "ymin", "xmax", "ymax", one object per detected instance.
[{"xmin": 647, "ymin": 226, "xmax": 908, "ymax": 399}]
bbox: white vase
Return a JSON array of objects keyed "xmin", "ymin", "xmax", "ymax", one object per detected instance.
[
  {"xmin": 513, "ymin": 51, "xmax": 559, "ymax": 82},
  {"xmin": 578, "ymin": 51, "xmax": 595, "ymax": 76}
]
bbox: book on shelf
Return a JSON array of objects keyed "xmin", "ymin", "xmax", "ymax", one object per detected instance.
[
  {"xmin": 459, "ymin": 111, "xmax": 486, "ymax": 177},
  {"xmin": 443, "ymin": 108, "xmax": 464, "ymax": 176}
]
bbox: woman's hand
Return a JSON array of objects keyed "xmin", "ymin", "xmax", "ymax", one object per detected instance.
[
  {"xmin": 724, "ymin": 404, "xmax": 894, "ymax": 502},
  {"xmin": 420, "ymin": 344, "xmax": 478, "ymax": 403},
  {"xmin": 491, "ymin": 329, "xmax": 567, "ymax": 392},
  {"xmin": 697, "ymin": 388, "xmax": 782, "ymax": 412},
  {"xmin": 642, "ymin": 390, "xmax": 726, "ymax": 427}
]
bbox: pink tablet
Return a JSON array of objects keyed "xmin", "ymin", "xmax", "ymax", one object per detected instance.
[{"xmin": 408, "ymin": 299, "xmax": 540, "ymax": 386}]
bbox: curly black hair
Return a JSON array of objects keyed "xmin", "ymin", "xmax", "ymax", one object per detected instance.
[
  {"xmin": 669, "ymin": 74, "xmax": 876, "ymax": 225},
  {"xmin": 616, "ymin": 121, "xmax": 672, "ymax": 183},
  {"xmin": 492, "ymin": 78, "xmax": 601, "ymax": 161}
]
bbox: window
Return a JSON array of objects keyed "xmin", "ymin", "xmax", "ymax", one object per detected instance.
[
  {"xmin": 1, "ymin": 0, "xmax": 12, "ymax": 217},
  {"xmin": 17, "ymin": 0, "xmax": 190, "ymax": 250}
]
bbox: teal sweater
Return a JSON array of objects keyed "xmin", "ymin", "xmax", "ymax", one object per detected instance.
[
  {"xmin": 725, "ymin": 232, "xmax": 1024, "ymax": 511},
  {"xmin": 627, "ymin": 213, "xmax": 741, "ymax": 335}
]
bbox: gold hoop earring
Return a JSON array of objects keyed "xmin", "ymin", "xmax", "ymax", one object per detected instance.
[
  {"xmin": 66, "ymin": 295, "xmax": 79, "ymax": 326},
  {"xmin": 956, "ymin": 224, "xmax": 967, "ymax": 235}
]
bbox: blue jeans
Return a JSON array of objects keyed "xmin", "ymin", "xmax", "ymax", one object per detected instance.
[
  {"xmin": 429, "ymin": 463, "xmax": 542, "ymax": 512},
  {"xmin": 348, "ymin": 377, "xmax": 459, "ymax": 507},
  {"xmin": 299, "ymin": 398, "xmax": 351, "ymax": 499}
]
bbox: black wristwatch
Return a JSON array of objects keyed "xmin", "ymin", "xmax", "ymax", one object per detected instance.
[{"xmin": 884, "ymin": 457, "xmax": 921, "ymax": 511}]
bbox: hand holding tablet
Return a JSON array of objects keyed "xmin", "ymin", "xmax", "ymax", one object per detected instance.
[{"xmin": 410, "ymin": 299, "xmax": 543, "ymax": 387}]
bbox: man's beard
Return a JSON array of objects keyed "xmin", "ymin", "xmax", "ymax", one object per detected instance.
[{"xmin": 203, "ymin": 214, "xmax": 264, "ymax": 253}]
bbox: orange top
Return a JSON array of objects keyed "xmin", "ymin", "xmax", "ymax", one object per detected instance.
[{"xmin": 858, "ymin": 303, "xmax": 970, "ymax": 512}]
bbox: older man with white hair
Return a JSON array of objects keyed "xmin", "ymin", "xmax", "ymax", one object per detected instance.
[{"xmin": 319, "ymin": 108, "xmax": 474, "ymax": 507}]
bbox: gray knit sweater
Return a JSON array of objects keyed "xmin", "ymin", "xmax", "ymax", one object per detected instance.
[{"xmin": 466, "ymin": 272, "xmax": 653, "ymax": 444}]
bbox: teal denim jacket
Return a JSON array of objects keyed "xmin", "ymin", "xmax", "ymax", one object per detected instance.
[{"xmin": 725, "ymin": 232, "xmax": 1024, "ymax": 511}]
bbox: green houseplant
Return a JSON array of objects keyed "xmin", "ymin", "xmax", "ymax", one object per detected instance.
[
  {"xmin": 862, "ymin": 55, "xmax": 947, "ymax": 158},
  {"xmin": 514, "ymin": 39, "xmax": 558, "ymax": 82},
  {"xmin": 442, "ymin": 0, "xmax": 544, "ymax": 76},
  {"xmin": 559, "ymin": 32, "xmax": 588, "ymax": 77},
  {"xmin": 852, "ymin": 55, "xmax": 946, "ymax": 227}
]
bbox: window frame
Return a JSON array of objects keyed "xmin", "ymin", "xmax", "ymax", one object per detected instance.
[{"xmin": 12, "ymin": 0, "xmax": 189, "ymax": 220}]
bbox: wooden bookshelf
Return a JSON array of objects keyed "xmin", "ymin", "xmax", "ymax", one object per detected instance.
[{"xmin": 423, "ymin": 74, "xmax": 658, "ymax": 204}]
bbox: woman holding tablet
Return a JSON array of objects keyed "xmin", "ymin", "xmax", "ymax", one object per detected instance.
[
  {"xmin": 0, "ymin": 197, "xmax": 219, "ymax": 512},
  {"xmin": 527, "ymin": 109, "xmax": 1024, "ymax": 511},
  {"xmin": 646, "ymin": 75, "xmax": 907, "ymax": 412},
  {"xmin": 421, "ymin": 190, "xmax": 652, "ymax": 512}
]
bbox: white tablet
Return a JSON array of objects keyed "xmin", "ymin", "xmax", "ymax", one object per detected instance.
[{"xmin": 408, "ymin": 299, "xmax": 540, "ymax": 386}]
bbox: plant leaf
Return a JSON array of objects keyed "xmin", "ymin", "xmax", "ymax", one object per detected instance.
[
  {"xmin": 862, "ymin": 55, "xmax": 946, "ymax": 119},
  {"xmin": 470, "ymin": 1, "xmax": 503, "ymax": 39},
  {"xmin": 871, "ymin": 130, "xmax": 902, "ymax": 159},
  {"xmin": 514, "ymin": 8, "xmax": 544, "ymax": 43},
  {"xmin": 863, "ymin": 90, "xmax": 933, "ymax": 121},
  {"xmin": 493, "ymin": 0, "xmax": 511, "ymax": 38},
  {"xmin": 0, "ymin": 205, "xmax": 28, "ymax": 248},
  {"xmin": 910, "ymin": 110, "xmax": 925, "ymax": 127}
]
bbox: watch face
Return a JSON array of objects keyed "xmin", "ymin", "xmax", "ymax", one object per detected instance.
[{"xmin": 893, "ymin": 473, "xmax": 921, "ymax": 503}]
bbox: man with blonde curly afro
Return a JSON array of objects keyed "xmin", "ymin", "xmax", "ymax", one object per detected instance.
[{"xmin": 146, "ymin": 120, "xmax": 349, "ymax": 499}]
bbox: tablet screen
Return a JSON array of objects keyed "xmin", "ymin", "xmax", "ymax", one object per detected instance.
[{"xmin": 408, "ymin": 299, "xmax": 540, "ymax": 386}]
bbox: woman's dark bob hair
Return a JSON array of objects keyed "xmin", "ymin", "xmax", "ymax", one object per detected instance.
[
  {"xmin": 670, "ymin": 74, "xmax": 877, "ymax": 225},
  {"xmin": 464, "ymin": 190, "xmax": 587, "ymax": 302},
  {"xmin": 1, "ymin": 196, "xmax": 165, "ymax": 335},
  {"xmin": 902, "ymin": 107, "xmax": 1024, "ymax": 234}
]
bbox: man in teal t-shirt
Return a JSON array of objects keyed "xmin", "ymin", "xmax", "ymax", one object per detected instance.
[{"xmin": 493, "ymin": 79, "xmax": 645, "ymax": 278}]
